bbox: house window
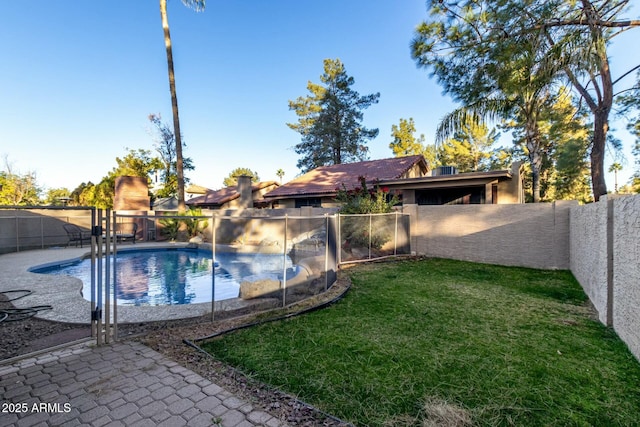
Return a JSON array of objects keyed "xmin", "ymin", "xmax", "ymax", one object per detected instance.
[
  {"xmin": 295, "ymin": 198, "xmax": 322, "ymax": 208},
  {"xmin": 416, "ymin": 187, "xmax": 485, "ymax": 205}
]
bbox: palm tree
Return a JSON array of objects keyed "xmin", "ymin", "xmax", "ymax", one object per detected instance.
[
  {"xmin": 437, "ymin": 94, "xmax": 556, "ymax": 204},
  {"xmin": 159, "ymin": 0, "xmax": 205, "ymax": 212},
  {"xmin": 608, "ymin": 162, "xmax": 623, "ymax": 193},
  {"xmin": 434, "ymin": 28, "xmax": 564, "ymax": 203},
  {"xmin": 276, "ymin": 169, "xmax": 285, "ymax": 183}
]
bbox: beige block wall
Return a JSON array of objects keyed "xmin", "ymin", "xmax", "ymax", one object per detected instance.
[
  {"xmin": 569, "ymin": 199, "xmax": 609, "ymax": 323},
  {"xmin": 569, "ymin": 194, "xmax": 640, "ymax": 361},
  {"xmin": 113, "ymin": 176, "xmax": 150, "ymax": 211},
  {"xmin": 612, "ymin": 195, "xmax": 640, "ymax": 361},
  {"xmin": 192, "ymin": 207, "xmax": 336, "ymax": 246},
  {"xmin": 0, "ymin": 208, "xmax": 93, "ymax": 253},
  {"xmin": 404, "ymin": 201, "xmax": 574, "ymax": 269}
]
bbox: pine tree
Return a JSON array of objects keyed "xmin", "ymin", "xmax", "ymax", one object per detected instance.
[
  {"xmin": 287, "ymin": 59, "xmax": 380, "ymax": 172},
  {"xmin": 223, "ymin": 168, "xmax": 260, "ymax": 187}
]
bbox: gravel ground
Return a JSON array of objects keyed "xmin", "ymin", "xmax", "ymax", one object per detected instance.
[
  {"xmin": 0, "ymin": 278, "xmax": 353, "ymax": 426},
  {"xmin": 0, "ymin": 294, "xmax": 91, "ymax": 359}
]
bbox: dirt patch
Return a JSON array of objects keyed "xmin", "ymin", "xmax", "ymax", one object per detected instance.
[
  {"xmin": 422, "ymin": 398, "xmax": 473, "ymax": 427},
  {"xmin": 0, "ymin": 294, "xmax": 90, "ymax": 360}
]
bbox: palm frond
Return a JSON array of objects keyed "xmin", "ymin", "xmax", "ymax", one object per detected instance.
[
  {"xmin": 435, "ymin": 98, "xmax": 512, "ymax": 144},
  {"xmin": 180, "ymin": 0, "xmax": 205, "ymax": 12}
]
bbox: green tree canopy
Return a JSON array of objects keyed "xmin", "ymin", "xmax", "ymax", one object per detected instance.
[
  {"xmin": 223, "ymin": 167, "xmax": 260, "ymax": 187},
  {"xmin": 438, "ymin": 122, "xmax": 502, "ymax": 172},
  {"xmin": 148, "ymin": 113, "xmax": 194, "ymax": 198},
  {"xmin": 75, "ymin": 149, "xmax": 162, "ymax": 208},
  {"xmin": 0, "ymin": 156, "xmax": 41, "ymax": 205},
  {"xmin": 388, "ymin": 117, "xmax": 440, "ymax": 168},
  {"xmin": 534, "ymin": 91, "xmax": 592, "ymax": 203},
  {"xmin": 413, "ymin": 0, "xmax": 570, "ymax": 202},
  {"xmin": 44, "ymin": 188, "xmax": 71, "ymax": 206},
  {"xmin": 412, "ymin": 0, "xmax": 640, "ymax": 201},
  {"xmin": 0, "ymin": 170, "xmax": 41, "ymax": 205},
  {"xmin": 389, "ymin": 118, "xmax": 427, "ymax": 157},
  {"xmin": 287, "ymin": 58, "xmax": 380, "ymax": 173}
]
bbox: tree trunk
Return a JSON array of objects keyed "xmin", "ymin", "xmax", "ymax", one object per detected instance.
[
  {"xmin": 590, "ymin": 110, "xmax": 609, "ymax": 201},
  {"xmin": 529, "ymin": 151, "xmax": 541, "ymax": 203},
  {"xmin": 160, "ymin": 0, "xmax": 186, "ymax": 212},
  {"xmin": 526, "ymin": 119, "xmax": 542, "ymax": 203},
  {"xmin": 581, "ymin": 0, "xmax": 612, "ymax": 202}
]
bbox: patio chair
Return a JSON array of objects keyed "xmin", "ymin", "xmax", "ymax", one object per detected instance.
[
  {"xmin": 114, "ymin": 222, "xmax": 138, "ymax": 244},
  {"xmin": 63, "ymin": 224, "xmax": 92, "ymax": 248}
]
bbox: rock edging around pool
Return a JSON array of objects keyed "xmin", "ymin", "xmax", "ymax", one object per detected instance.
[
  {"xmin": 19, "ymin": 243, "xmax": 332, "ymax": 324},
  {"xmin": 238, "ymin": 255, "xmax": 329, "ymax": 302},
  {"xmin": 199, "ymin": 242, "xmax": 332, "ymax": 304}
]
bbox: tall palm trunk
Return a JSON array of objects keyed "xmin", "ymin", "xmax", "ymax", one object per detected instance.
[{"xmin": 159, "ymin": 0, "xmax": 186, "ymax": 212}]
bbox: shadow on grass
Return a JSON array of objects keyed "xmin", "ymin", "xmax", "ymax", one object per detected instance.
[{"xmin": 200, "ymin": 258, "xmax": 640, "ymax": 426}]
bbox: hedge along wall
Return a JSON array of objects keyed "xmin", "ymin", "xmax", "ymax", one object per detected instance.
[
  {"xmin": 402, "ymin": 201, "xmax": 575, "ymax": 270},
  {"xmin": 570, "ymin": 194, "xmax": 640, "ymax": 361}
]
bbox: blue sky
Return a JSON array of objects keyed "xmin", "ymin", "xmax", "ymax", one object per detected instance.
[{"xmin": 0, "ymin": 1, "xmax": 637, "ymax": 192}]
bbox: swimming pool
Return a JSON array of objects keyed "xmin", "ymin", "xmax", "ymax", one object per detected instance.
[{"xmin": 32, "ymin": 248, "xmax": 293, "ymax": 306}]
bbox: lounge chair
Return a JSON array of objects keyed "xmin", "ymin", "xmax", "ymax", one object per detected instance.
[
  {"xmin": 113, "ymin": 222, "xmax": 138, "ymax": 244},
  {"xmin": 63, "ymin": 224, "xmax": 92, "ymax": 248}
]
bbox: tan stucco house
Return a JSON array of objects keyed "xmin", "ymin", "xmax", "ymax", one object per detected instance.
[
  {"xmin": 262, "ymin": 155, "xmax": 524, "ymax": 207},
  {"xmin": 186, "ymin": 178, "xmax": 279, "ymax": 209}
]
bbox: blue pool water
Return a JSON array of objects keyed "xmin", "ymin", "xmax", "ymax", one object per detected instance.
[{"xmin": 33, "ymin": 249, "xmax": 292, "ymax": 306}]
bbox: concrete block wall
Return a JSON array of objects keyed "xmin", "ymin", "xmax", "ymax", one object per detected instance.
[
  {"xmin": 197, "ymin": 207, "xmax": 337, "ymax": 246},
  {"xmin": 569, "ymin": 200, "xmax": 609, "ymax": 324},
  {"xmin": 569, "ymin": 194, "xmax": 640, "ymax": 361},
  {"xmin": 0, "ymin": 208, "xmax": 93, "ymax": 253},
  {"xmin": 2, "ymin": 200, "xmax": 639, "ymax": 360},
  {"xmin": 403, "ymin": 201, "xmax": 575, "ymax": 269},
  {"xmin": 612, "ymin": 196, "xmax": 640, "ymax": 361},
  {"xmin": 403, "ymin": 197, "xmax": 639, "ymax": 361}
]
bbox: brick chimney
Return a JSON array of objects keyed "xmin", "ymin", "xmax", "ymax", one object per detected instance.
[
  {"xmin": 237, "ymin": 175, "xmax": 253, "ymax": 209},
  {"xmin": 113, "ymin": 176, "xmax": 150, "ymax": 211}
]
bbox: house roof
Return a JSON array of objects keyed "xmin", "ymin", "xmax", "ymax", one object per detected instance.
[
  {"xmin": 185, "ymin": 184, "xmax": 210, "ymax": 194},
  {"xmin": 152, "ymin": 196, "xmax": 180, "ymax": 211},
  {"xmin": 379, "ymin": 169, "xmax": 513, "ymax": 189},
  {"xmin": 264, "ymin": 155, "xmax": 428, "ymax": 199},
  {"xmin": 187, "ymin": 181, "xmax": 279, "ymax": 207}
]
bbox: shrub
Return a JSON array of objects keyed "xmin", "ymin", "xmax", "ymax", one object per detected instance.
[
  {"xmin": 159, "ymin": 208, "xmax": 209, "ymax": 241},
  {"xmin": 334, "ymin": 176, "xmax": 399, "ymax": 214},
  {"xmin": 159, "ymin": 216, "xmax": 180, "ymax": 241},
  {"xmin": 335, "ymin": 177, "xmax": 399, "ymax": 250},
  {"xmin": 182, "ymin": 208, "xmax": 208, "ymax": 238}
]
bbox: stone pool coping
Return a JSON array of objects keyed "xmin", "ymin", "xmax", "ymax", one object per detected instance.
[{"xmin": 0, "ymin": 243, "xmax": 282, "ymax": 324}]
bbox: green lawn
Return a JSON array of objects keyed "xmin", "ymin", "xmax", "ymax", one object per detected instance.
[{"xmin": 201, "ymin": 258, "xmax": 640, "ymax": 426}]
